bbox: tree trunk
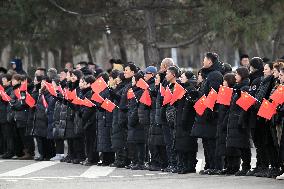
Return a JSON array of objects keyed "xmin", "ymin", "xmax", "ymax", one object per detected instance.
[
  {"xmin": 60, "ymin": 41, "xmax": 73, "ymax": 68},
  {"xmin": 50, "ymin": 48, "xmax": 60, "ymax": 70},
  {"xmin": 144, "ymin": 9, "xmax": 160, "ymax": 67},
  {"xmin": 116, "ymin": 31, "xmax": 128, "ymax": 63}
]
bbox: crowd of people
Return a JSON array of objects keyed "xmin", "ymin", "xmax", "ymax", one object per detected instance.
[{"xmin": 0, "ymin": 53, "xmax": 283, "ymax": 180}]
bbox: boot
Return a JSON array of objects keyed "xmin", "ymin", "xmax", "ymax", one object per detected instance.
[{"xmin": 18, "ymin": 149, "xmax": 33, "ymax": 160}]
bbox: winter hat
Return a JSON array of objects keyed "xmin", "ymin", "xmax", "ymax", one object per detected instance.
[
  {"xmin": 250, "ymin": 57, "xmax": 264, "ymax": 71},
  {"xmin": 72, "ymin": 70, "xmax": 83, "ymax": 79},
  {"xmin": 145, "ymin": 66, "xmax": 157, "ymax": 74}
]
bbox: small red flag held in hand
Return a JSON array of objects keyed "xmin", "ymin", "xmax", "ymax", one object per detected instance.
[
  {"xmin": 0, "ymin": 84, "xmax": 4, "ymax": 92},
  {"xmin": 20, "ymin": 80, "xmax": 27, "ymax": 92},
  {"xmin": 91, "ymin": 77, "xmax": 108, "ymax": 94},
  {"xmin": 170, "ymin": 82, "xmax": 186, "ymax": 105},
  {"xmin": 14, "ymin": 88, "xmax": 21, "ymax": 100},
  {"xmin": 44, "ymin": 81, "xmax": 57, "ymax": 97},
  {"xmin": 136, "ymin": 78, "xmax": 149, "ymax": 90},
  {"xmin": 0, "ymin": 91, "xmax": 11, "ymax": 102},
  {"xmin": 204, "ymin": 88, "xmax": 218, "ymax": 110},
  {"xmin": 160, "ymin": 84, "xmax": 165, "ymax": 97},
  {"xmin": 236, "ymin": 91, "xmax": 256, "ymax": 111},
  {"xmin": 127, "ymin": 88, "xmax": 135, "ymax": 99},
  {"xmin": 270, "ymin": 84, "xmax": 284, "ymax": 105},
  {"xmin": 216, "ymin": 85, "xmax": 233, "ymax": 106},
  {"xmin": 91, "ymin": 92, "xmax": 104, "ymax": 103},
  {"xmin": 101, "ymin": 98, "xmax": 116, "ymax": 112},
  {"xmin": 257, "ymin": 99, "xmax": 277, "ymax": 120},
  {"xmin": 42, "ymin": 95, "xmax": 48, "ymax": 109},
  {"xmin": 163, "ymin": 86, "xmax": 172, "ymax": 106},
  {"xmin": 25, "ymin": 92, "xmax": 36, "ymax": 108},
  {"xmin": 139, "ymin": 89, "xmax": 152, "ymax": 106},
  {"xmin": 82, "ymin": 98, "xmax": 95, "ymax": 108},
  {"xmin": 194, "ymin": 95, "xmax": 207, "ymax": 116}
]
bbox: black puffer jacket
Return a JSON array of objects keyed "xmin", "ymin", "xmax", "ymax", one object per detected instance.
[
  {"xmin": 96, "ymin": 88, "xmax": 113, "ymax": 152},
  {"xmin": 175, "ymin": 82, "xmax": 199, "ymax": 152},
  {"xmin": 32, "ymin": 91, "xmax": 51, "ymax": 138},
  {"xmin": 138, "ymin": 77, "xmax": 155, "ymax": 144},
  {"xmin": 52, "ymin": 95, "xmax": 65, "ymax": 139},
  {"xmin": 226, "ymin": 78, "xmax": 251, "ymax": 149},
  {"xmin": 27, "ymin": 84, "xmax": 41, "ymax": 136},
  {"xmin": 110, "ymin": 78, "xmax": 132, "ymax": 149},
  {"xmin": 191, "ymin": 62, "xmax": 224, "ymax": 139},
  {"xmin": 73, "ymin": 88, "xmax": 84, "ymax": 137},
  {"xmin": 249, "ymin": 70, "xmax": 263, "ymax": 96},
  {"xmin": 149, "ymin": 85, "xmax": 165, "ymax": 146},
  {"xmin": 127, "ymin": 86, "xmax": 144, "ymax": 144},
  {"xmin": 9, "ymin": 84, "xmax": 29, "ymax": 127},
  {"xmin": 0, "ymin": 85, "xmax": 13, "ymax": 124}
]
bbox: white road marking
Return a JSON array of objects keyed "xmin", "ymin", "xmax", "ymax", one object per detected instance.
[
  {"xmin": 133, "ymin": 175, "xmax": 143, "ymax": 177},
  {"xmin": 158, "ymin": 173, "xmax": 168, "ymax": 175},
  {"xmin": 109, "ymin": 175, "xmax": 124, "ymax": 178},
  {"xmin": 0, "ymin": 161, "xmax": 59, "ymax": 177},
  {"xmin": 80, "ymin": 166, "xmax": 115, "ymax": 178},
  {"xmin": 145, "ymin": 173, "xmax": 155, "ymax": 176}
]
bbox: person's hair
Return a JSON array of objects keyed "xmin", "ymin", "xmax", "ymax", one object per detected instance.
[
  {"xmin": 36, "ymin": 67, "xmax": 46, "ymax": 72},
  {"xmin": 97, "ymin": 72, "xmax": 109, "ymax": 83},
  {"xmin": 273, "ymin": 61, "xmax": 284, "ymax": 72},
  {"xmin": 87, "ymin": 62, "xmax": 95, "ymax": 66},
  {"xmin": 183, "ymin": 71, "xmax": 196, "ymax": 81},
  {"xmin": 1, "ymin": 74, "xmax": 12, "ymax": 81},
  {"xmin": 125, "ymin": 62, "xmax": 138, "ymax": 73},
  {"xmin": 265, "ymin": 62, "xmax": 274, "ymax": 70},
  {"xmin": 161, "ymin": 58, "xmax": 174, "ymax": 68},
  {"xmin": 205, "ymin": 52, "xmax": 219, "ymax": 64},
  {"xmin": 222, "ymin": 63, "xmax": 232, "ymax": 74},
  {"xmin": 236, "ymin": 67, "xmax": 250, "ymax": 81},
  {"xmin": 134, "ymin": 71, "xmax": 144, "ymax": 82},
  {"xmin": 83, "ymin": 75, "xmax": 96, "ymax": 84},
  {"xmin": 12, "ymin": 74, "xmax": 22, "ymax": 81},
  {"xmin": 168, "ymin": 66, "xmax": 180, "ymax": 78},
  {"xmin": 61, "ymin": 68, "xmax": 68, "ymax": 73},
  {"xmin": 118, "ymin": 72, "xmax": 125, "ymax": 81},
  {"xmin": 223, "ymin": 73, "xmax": 236, "ymax": 87},
  {"xmin": 109, "ymin": 70, "xmax": 120, "ymax": 79},
  {"xmin": 240, "ymin": 54, "xmax": 249, "ymax": 60},
  {"xmin": 71, "ymin": 70, "xmax": 83, "ymax": 79},
  {"xmin": 77, "ymin": 61, "xmax": 88, "ymax": 67},
  {"xmin": 197, "ymin": 68, "xmax": 205, "ymax": 79}
]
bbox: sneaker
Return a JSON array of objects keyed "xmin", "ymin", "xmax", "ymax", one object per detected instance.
[
  {"xmin": 1, "ymin": 153, "xmax": 14, "ymax": 159},
  {"xmin": 235, "ymin": 169, "xmax": 249, "ymax": 176},
  {"xmin": 50, "ymin": 154, "xmax": 64, "ymax": 161},
  {"xmin": 199, "ymin": 169, "xmax": 213, "ymax": 175},
  {"xmin": 220, "ymin": 169, "xmax": 239, "ymax": 175},
  {"xmin": 276, "ymin": 173, "xmax": 284, "ymax": 180},
  {"xmin": 34, "ymin": 156, "xmax": 44, "ymax": 161},
  {"xmin": 246, "ymin": 168, "xmax": 260, "ymax": 176},
  {"xmin": 148, "ymin": 165, "xmax": 162, "ymax": 171},
  {"xmin": 207, "ymin": 169, "xmax": 222, "ymax": 175},
  {"xmin": 125, "ymin": 163, "xmax": 135, "ymax": 169},
  {"xmin": 131, "ymin": 164, "xmax": 144, "ymax": 170}
]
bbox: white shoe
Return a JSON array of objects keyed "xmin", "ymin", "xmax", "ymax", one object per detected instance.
[
  {"xmin": 276, "ymin": 173, "xmax": 284, "ymax": 180},
  {"xmin": 50, "ymin": 154, "xmax": 63, "ymax": 161}
]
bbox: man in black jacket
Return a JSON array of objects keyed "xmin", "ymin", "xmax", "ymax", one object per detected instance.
[
  {"xmin": 191, "ymin": 52, "xmax": 223, "ymax": 174},
  {"xmin": 0, "ymin": 74, "xmax": 14, "ymax": 159}
]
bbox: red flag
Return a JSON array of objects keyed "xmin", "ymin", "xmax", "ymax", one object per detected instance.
[
  {"xmin": 14, "ymin": 88, "xmax": 21, "ymax": 99},
  {"xmin": 163, "ymin": 86, "xmax": 172, "ymax": 106},
  {"xmin": 257, "ymin": 99, "xmax": 277, "ymax": 120},
  {"xmin": 91, "ymin": 92, "xmax": 104, "ymax": 103},
  {"xmin": 127, "ymin": 88, "xmax": 135, "ymax": 100},
  {"xmin": 66, "ymin": 89, "xmax": 76, "ymax": 101},
  {"xmin": 19, "ymin": 80, "xmax": 27, "ymax": 92},
  {"xmin": 204, "ymin": 88, "xmax": 218, "ymax": 110},
  {"xmin": 160, "ymin": 84, "xmax": 165, "ymax": 97},
  {"xmin": 136, "ymin": 78, "xmax": 149, "ymax": 90},
  {"xmin": 170, "ymin": 83, "xmax": 186, "ymax": 105},
  {"xmin": 72, "ymin": 97, "xmax": 83, "ymax": 105},
  {"xmin": 0, "ymin": 91, "xmax": 11, "ymax": 102},
  {"xmin": 91, "ymin": 77, "xmax": 108, "ymax": 94},
  {"xmin": 41, "ymin": 95, "xmax": 48, "ymax": 109},
  {"xmin": 101, "ymin": 99, "xmax": 116, "ymax": 112},
  {"xmin": 44, "ymin": 81, "xmax": 57, "ymax": 97},
  {"xmin": 25, "ymin": 92, "xmax": 36, "ymax": 108},
  {"xmin": 270, "ymin": 85, "xmax": 284, "ymax": 105},
  {"xmin": 139, "ymin": 89, "xmax": 152, "ymax": 106},
  {"xmin": 57, "ymin": 86, "xmax": 65, "ymax": 96},
  {"xmin": 0, "ymin": 84, "xmax": 4, "ymax": 92},
  {"xmin": 194, "ymin": 95, "xmax": 207, "ymax": 116},
  {"xmin": 216, "ymin": 85, "xmax": 233, "ymax": 106},
  {"xmin": 236, "ymin": 91, "xmax": 256, "ymax": 111},
  {"xmin": 82, "ymin": 98, "xmax": 95, "ymax": 108}
]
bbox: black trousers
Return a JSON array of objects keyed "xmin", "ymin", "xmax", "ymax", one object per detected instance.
[
  {"xmin": 266, "ymin": 126, "xmax": 280, "ymax": 168},
  {"xmin": 0, "ymin": 122, "xmax": 15, "ymax": 155},
  {"xmin": 101, "ymin": 152, "xmax": 115, "ymax": 164},
  {"xmin": 202, "ymin": 138, "xmax": 216, "ymax": 170},
  {"xmin": 227, "ymin": 147, "xmax": 251, "ymax": 171},
  {"xmin": 36, "ymin": 137, "xmax": 55, "ymax": 159},
  {"xmin": 162, "ymin": 124, "xmax": 177, "ymax": 167},
  {"xmin": 84, "ymin": 128, "xmax": 99, "ymax": 163},
  {"xmin": 55, "ymin": 139, "xmax": 64, "ymax": 154},
  {"xmin": 149, "ymin": 144, "xmax": 168, "ymax": 168},
  {"xmin": 16, "ymin": 124, "xmax": 35, "ymax": 156},
  {"xmin": 177, "ymin": 150, "xmax": 198, "ymax": 170}
]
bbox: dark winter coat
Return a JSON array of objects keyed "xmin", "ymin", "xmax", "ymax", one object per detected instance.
[
  {"xmin": 110, "ymin": 78, "xmax": 132, "ymax": 149},
  {"xmin": 46, "ymin": 94, "xmax": 57, "ymax": 139},
  {"xmin": 191, "ymin": 62, "xmax": 224, "ymax": 139},
  {"xmin": 27, "ymin": 84, "xmax": 41, "ymax": 136},
  {"xmin": 52, "ymin": 96, "xmax": 65, "ymax": 139},
  {"xmin": 249, "ymin": 70, "xmax": 263, "ymax": 96},
  {"xmin": 226, "ymin": 78, "xmax": 251, "ymax": 150},
  {"xmin": 96, "ymin": 88, "xmax": 113, "ymax": 152},
  {"xmin": 32, "ymin": 91, "xmax": 51, "ymax": 138},
  {"xmin": 175, "ymin": 82, "xmax": 199, "ymax": 152},
  {"xmin": 127, "ymin": 86, "xmax": 144, "ymax": 144},
  {"xmin": 0, "ymin": 85, "xmax": 13, "ymax": 124}
]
